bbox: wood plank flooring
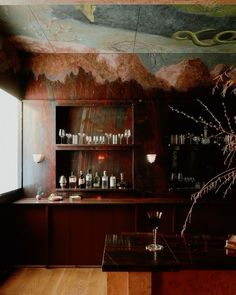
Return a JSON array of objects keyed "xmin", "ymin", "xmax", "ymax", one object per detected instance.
[{"xmin": 0, "ymin": 268, "xmax": 107, "ymax": 295}]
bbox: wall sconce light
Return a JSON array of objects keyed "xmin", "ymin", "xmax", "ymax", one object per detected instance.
[
  {"xmin": 146, "ymin": 153, "xmax": 157, "ymax": 164},
  {"xmin": 33, "ymin": 154, "xmax": 44, "ymax": 163}
]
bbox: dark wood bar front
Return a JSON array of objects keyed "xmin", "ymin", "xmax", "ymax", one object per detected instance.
[
  {"xmin": 102, "ymin": 233, "xmax": 236, "ymax": 295},
  {"xmin": 3, "ymin": 195, "xmax": 236, "ymax": 268},
  {"xmin": 9, "ymin": 195, "xmax": 178, "ymax": 267}
]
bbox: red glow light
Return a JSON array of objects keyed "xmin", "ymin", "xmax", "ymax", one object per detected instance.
[{"xmin": 98, "ymin": 155, "xmax": 105, "ymax": 160}]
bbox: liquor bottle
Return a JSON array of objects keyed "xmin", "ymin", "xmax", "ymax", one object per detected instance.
[
  {"xmin": 109, "ymin": 174, "xmax": 116, "ymax": 189},
  {"xmin": 78, "ymin": 170, "xmax": 86, "ymax": 188},
  {"xmin": 93, "ymin": 172, "xmax": 101, "ymax": 188},
  {"xmin": 201, "ymin": 126, "xmax": 210, "ymax": 145},
  {"xmin": 86, "ymin": 169, "xmax": 93, "ymax": 189},
  {"xmin": 69, "ymin": 171, "xmax": 77, "ymax": 189},
  {"xmin": 102, "ymin": 170, "xmax": 108, "ymax": 189},
  {"xmin": 117, "ymin": 172, "xmax": 127, "ymax": 189},
  {"xmin": 59, "ymin": 175, "xmax": 67, "ymax": 189},
  {"xmin": 169, "ymin": 172, "xmax": 177, "ymax": 189}
]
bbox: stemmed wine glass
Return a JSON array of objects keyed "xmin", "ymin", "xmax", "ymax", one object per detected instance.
[
  {"xmin": 145, "ymin": 211, "xmax": 163, "ymax": 252},
  {"xmin": 124, "ymin": 129, "xmax": 131, "ymax": 144},
  {"xmin": 118, "ymin": 133, "xmax": 124, "ymax": 145},
  {"xmin": 59, "ymin": 129, "xmax": 66, "ymax": 144},
  {"xmin": 99, "ymin": 135, "xmax": 105, "ymax": 144},
  {"xmin": 85, "ymin": 135, "xmax": 92, "ymax": 144},
  {"xmin": 78, "ymin": 132, "xmax": 86, "ymax": 144},
  {"xmin": 93, "ymin": 135, "xmax": 99, "ymax": 144},
  {"xmin": 105, "ymin": 133, "xmax": 112, "ymax": 145},
  {"xmin": 66, "ymin": 133, "xmax": 72, "ymax": 144}
]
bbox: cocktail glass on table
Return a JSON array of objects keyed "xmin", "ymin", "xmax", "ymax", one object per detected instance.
[{"xmin": 145, "ymin": 210, "xmax": 163, "ymax": 252}]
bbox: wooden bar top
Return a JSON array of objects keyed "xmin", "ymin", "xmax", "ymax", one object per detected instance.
[
  {"xmin": 12, "ymin": 195, "xmax": 188, "ymax": 205},
  {"xmin": 12, "ymin": 192, "xmax": 236, "ymax": 205},
  {"xmin": 102, "ymin": 233, "xmax": 236, "ymax": 272}
]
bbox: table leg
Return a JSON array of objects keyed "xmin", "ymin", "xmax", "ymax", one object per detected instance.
[{"xmin": 107, "ymin": 272, "xmax": 151, "ymax": 295}]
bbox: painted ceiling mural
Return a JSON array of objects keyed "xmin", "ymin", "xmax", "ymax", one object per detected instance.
[{"xmin": 0, "ymin": 4, "xmax": 235, "ymax": 54}]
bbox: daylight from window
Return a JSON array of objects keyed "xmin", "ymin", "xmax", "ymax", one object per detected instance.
[{"xmin": 0, "ymin": 89, "xmax": 21, "ymax": 194}]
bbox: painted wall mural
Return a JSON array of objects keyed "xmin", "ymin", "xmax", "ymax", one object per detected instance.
[
  {"xmin": 0, "ymin": 5, "xmax": 235, "ymax": 54},
  {"xmin": 24, "ymin": 52, "xmax": 236, "ymax": 100}
]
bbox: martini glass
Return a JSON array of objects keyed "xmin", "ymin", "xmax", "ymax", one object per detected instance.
[{"xmin": 146, "ymin": 211, "xmax": 163, "ymax": 252}]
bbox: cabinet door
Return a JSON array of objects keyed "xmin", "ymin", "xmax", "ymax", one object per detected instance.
[
  {"xmin": 12, "ymin": 205, "xmax": 48, "ymax": 266},
  {"xmin": 175, "ymin": 202, "xmax": 236, "ymax": 235},
  {"xmin": 49, "ymin": 205, "xmax": 136, "ymax": 266},
  {"xmin": 0, "ymin": 205, "xmax": 14, "ymax": 266}
]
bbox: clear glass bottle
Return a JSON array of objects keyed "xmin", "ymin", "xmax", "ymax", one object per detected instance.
[
  {"xmin": 201, "ymin": 126, "xmax": 210, "ymax": 145},
  {"xmin": 117, "ymin": 172, "xmax": 127, "ymax": 189},
  {"xmin": 69, "ymin": 171, "xmax": 77, "ymax": 189},
  {"xmin": 170, "ymin": 172, "xmax": 177, "ymax": 189},
  {"xmin": 85, "ymin": 169, "xmax": 93, "ymax": 189},
  {"xmin": 59, "ymin": 175, "xmax": 67, "ymax": 189},
  {"xmin": 93, "ymin": 172, "xmax": 101, "ymax": 188},
  {"xmin": 78, "ymin": 170, "xmax": 86, "ymax": 188},
  {"xmin": 102, "ymin": 170, "xmax": 108, "ymax": 189},
  {"xmin": 109, "ymin": 174, "xmax": 116, "ymax": 189}
]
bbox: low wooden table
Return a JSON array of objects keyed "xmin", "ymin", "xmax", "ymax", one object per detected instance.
[{"xmin": 102, "ymin": 233, "xmax": 236, "ymax": 295}]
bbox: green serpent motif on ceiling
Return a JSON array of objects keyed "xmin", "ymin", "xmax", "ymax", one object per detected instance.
[{"xmin": 172, "ymin": 29, "xmax": 236, "ymax": 47}]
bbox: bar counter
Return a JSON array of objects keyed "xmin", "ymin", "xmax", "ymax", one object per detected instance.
[
  {"xmin": 102, "ymin": 233, "xmax": 236, "ymax": 295},
  {"xmin": 9, "ymin": 195, "xmax": 188, "ymax": 267},
  {"xmin": 13, "ymin": 195, "xmax": 188, "ymax": 205}
]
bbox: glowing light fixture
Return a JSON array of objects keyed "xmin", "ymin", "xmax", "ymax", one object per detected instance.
[
  {"xmin": 33, "ymin": 154, "xmax": 44, "ymax": 163},
  {"xmin": 146, "ymin": 153, "xmax": 157, "ymax": 164}
]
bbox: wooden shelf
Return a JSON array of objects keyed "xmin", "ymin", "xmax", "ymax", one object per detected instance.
[
  {"xmin": 55, "ymin": 103, "xmax": 135, "ymax": 192},
  {"xmin": 167, "ymin": 144, "xmax": 219, "ymax": 151},
  {"xmin": 56, "ymin": 144, "xmax": 134, "ymax": 151}
]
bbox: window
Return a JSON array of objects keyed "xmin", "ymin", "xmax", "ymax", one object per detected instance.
[{"xmin": 0, "ymin": 89, "xmax": 22, "ymax": 194}]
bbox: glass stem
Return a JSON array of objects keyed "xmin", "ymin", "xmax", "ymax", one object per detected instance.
[{"xmin": 153, "ymin": 228, "xmax": 157, "ymax": 245}]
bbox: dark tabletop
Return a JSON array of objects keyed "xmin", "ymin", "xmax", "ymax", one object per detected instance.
[{"xmin": 102, "ymin": 233, "xmax": 236, "ymax": 272}]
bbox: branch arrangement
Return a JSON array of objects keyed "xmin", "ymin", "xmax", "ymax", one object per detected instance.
[
  {"xmin": 169, "ymin": 67, "xmax": 236, "ymax": 235},
  {"xmin": 212, "ymin": 64, "xmax": 236, "ymax": 97}
]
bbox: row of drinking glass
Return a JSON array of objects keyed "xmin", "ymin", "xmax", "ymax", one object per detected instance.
[
  {"xmin": 170, "ymin": 133, "xmax": 210, "ymax": 145},
  {"xmin": 170, "ymin": 172, "xmax": 201, "ymax": 189},
  {"xmin": 58, "ymin": 129, "xmax": 132, "ymax": 145}
]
